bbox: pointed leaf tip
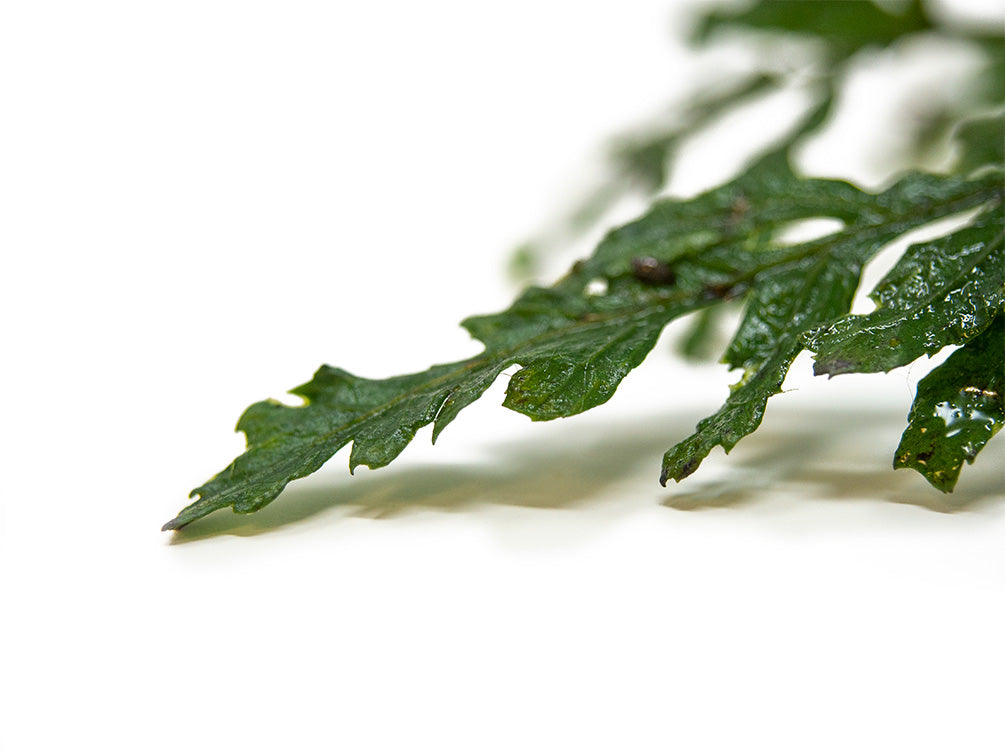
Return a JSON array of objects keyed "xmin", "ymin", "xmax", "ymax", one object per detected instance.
[{"xmin": 172, "ymin": 160, "xmax": 1003, "ymax": 529}]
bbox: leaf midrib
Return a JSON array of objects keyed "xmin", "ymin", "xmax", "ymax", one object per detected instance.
[{"xmin": 185, "ymin": 182, "xmax": 1003, "ymax": 517}]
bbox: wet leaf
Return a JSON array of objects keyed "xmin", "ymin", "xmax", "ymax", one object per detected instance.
[
  {"xmin": 894, "ymin": 312, "xmax": 1004, "ymax": 492},
  {"xmin": 170, "ymin": 6, "xmax": 1005, "ymax": 530},
  {"xmin": 806, "ymin": 205, "xmax": 1004, "ymax": 377},
  {"xmin": 167, "ymin": 159, "xmax": 1002, "ymax": 529}
]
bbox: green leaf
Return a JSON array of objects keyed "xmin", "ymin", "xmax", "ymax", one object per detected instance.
[
  {"xmin": 678, "ymin": 306, "xmax": 731, "ymax": 362},
  {"xmin": 954, "ymin": 114, "xmax": 1005, "ymax": 175},
  {"xmin": 660, "ymin": 170, "xmax": 1002, "ymax": 485},
  {"xmin": 807, "ymin": 204, "xmax": 1004, "ymax": 377},
  {"xmin": 894, "ymin": 312, "xmax": 1004, "ymax": 492},
  {"xmin": 167, "ymin": 159, "xmax": 1002, "ymax": 529},
  {"xmin": 662, "ymin": 248, "xmax": 864, "ymax": 484},
  {"xmin": 694, "ymin": 0, "xmax": 931, "ymax": 62},
  {"xmin": 512, "ymin": 73, "xmax": 781, "ymax": 280},
  {"xmin": 607, "ymin": 74, "xmax": 778, "ymax": 194}
]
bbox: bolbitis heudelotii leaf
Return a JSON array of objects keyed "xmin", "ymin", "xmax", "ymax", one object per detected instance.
[
  {"xmin": 893, "ymin": 312, "xmax": 1003, "ymax": 492},
  {"xmin": 167, "ymin": 141, "xmax": 1003, "ymax": 529}
]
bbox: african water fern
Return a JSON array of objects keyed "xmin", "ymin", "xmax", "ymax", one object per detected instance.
[{"xmin": 166, "ymin": 0, "xmax": 1003, "ymax": 530}]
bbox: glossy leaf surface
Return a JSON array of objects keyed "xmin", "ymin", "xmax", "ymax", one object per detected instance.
[
  {"xmin": 660, "ymin": 170, "xmax": 1001, "ymax": 484},
  {"xmin": 167, "ymin": 159, "xmax": 1002, "ymax": 529},
  {"xmin": 894, "ymin": 313, "xmax": 1004, "ymax": 492},
  {"xmin": 807, "ymin": 204, "xmax": 1004, "ymax": 377}
]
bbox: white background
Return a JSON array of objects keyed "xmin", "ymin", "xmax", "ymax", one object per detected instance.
[{"xmin": 2, "ymin": 1, "xmax": 1003, "ymax": 751}]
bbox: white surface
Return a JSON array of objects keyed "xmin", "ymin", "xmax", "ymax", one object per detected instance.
[{"xmin": 2, "ymin": 2, "xmax": 1003, "ymax": 752}]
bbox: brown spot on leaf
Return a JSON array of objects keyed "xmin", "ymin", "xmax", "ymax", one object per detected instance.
[
  {"xmin": 702, "ymin": 282, "xmax": 736, "ymax": 301},
  {"xmin": 631, "ymin": 257, "xmax": 675, "ymax": 285}
]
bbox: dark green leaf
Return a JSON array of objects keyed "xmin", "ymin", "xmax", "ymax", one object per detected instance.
[
  {"xmin": 168, "ymin": 158, "xmax": 1001, "ymax": 529},
  {"xmin": 607, "ymin": 74, "xmax": 778, "ymax": 194},
  {"xmin": 512, "ymin": 73, "xmax": 781, "ymax": 280},
  {"xmin": 660, "ymin": 171, "xmax": 1002, "ymax": 485},
  {"xmin": 693, "ymin": 0, "xmax": 931, "ymax": 62},
  {"xmin": 954, "ymin": 114, "xmax": 1005, "ymax": 174},
  {"xmin": 894, "ymin": 312, "xmax": 1004, "ymax": 491},
  {"xmin": 807, "ymin": 204, "xmax": 1004, "ymax": 377},
  {"xmin": 662, "ymin": 255, "xmax": 862, "ymax": 484}
]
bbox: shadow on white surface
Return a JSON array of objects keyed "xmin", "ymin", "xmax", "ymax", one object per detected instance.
[
  {"xmin": 663, "ymin": 420, "xmax": 1003, "ymax": 514},
  {"xmin": 167, "ymin": 413, "xmax": 689, "ymax": 542},
  {"xmin": 167, "ymin": 403, "xmax": 1003, "ymax": 542}
]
